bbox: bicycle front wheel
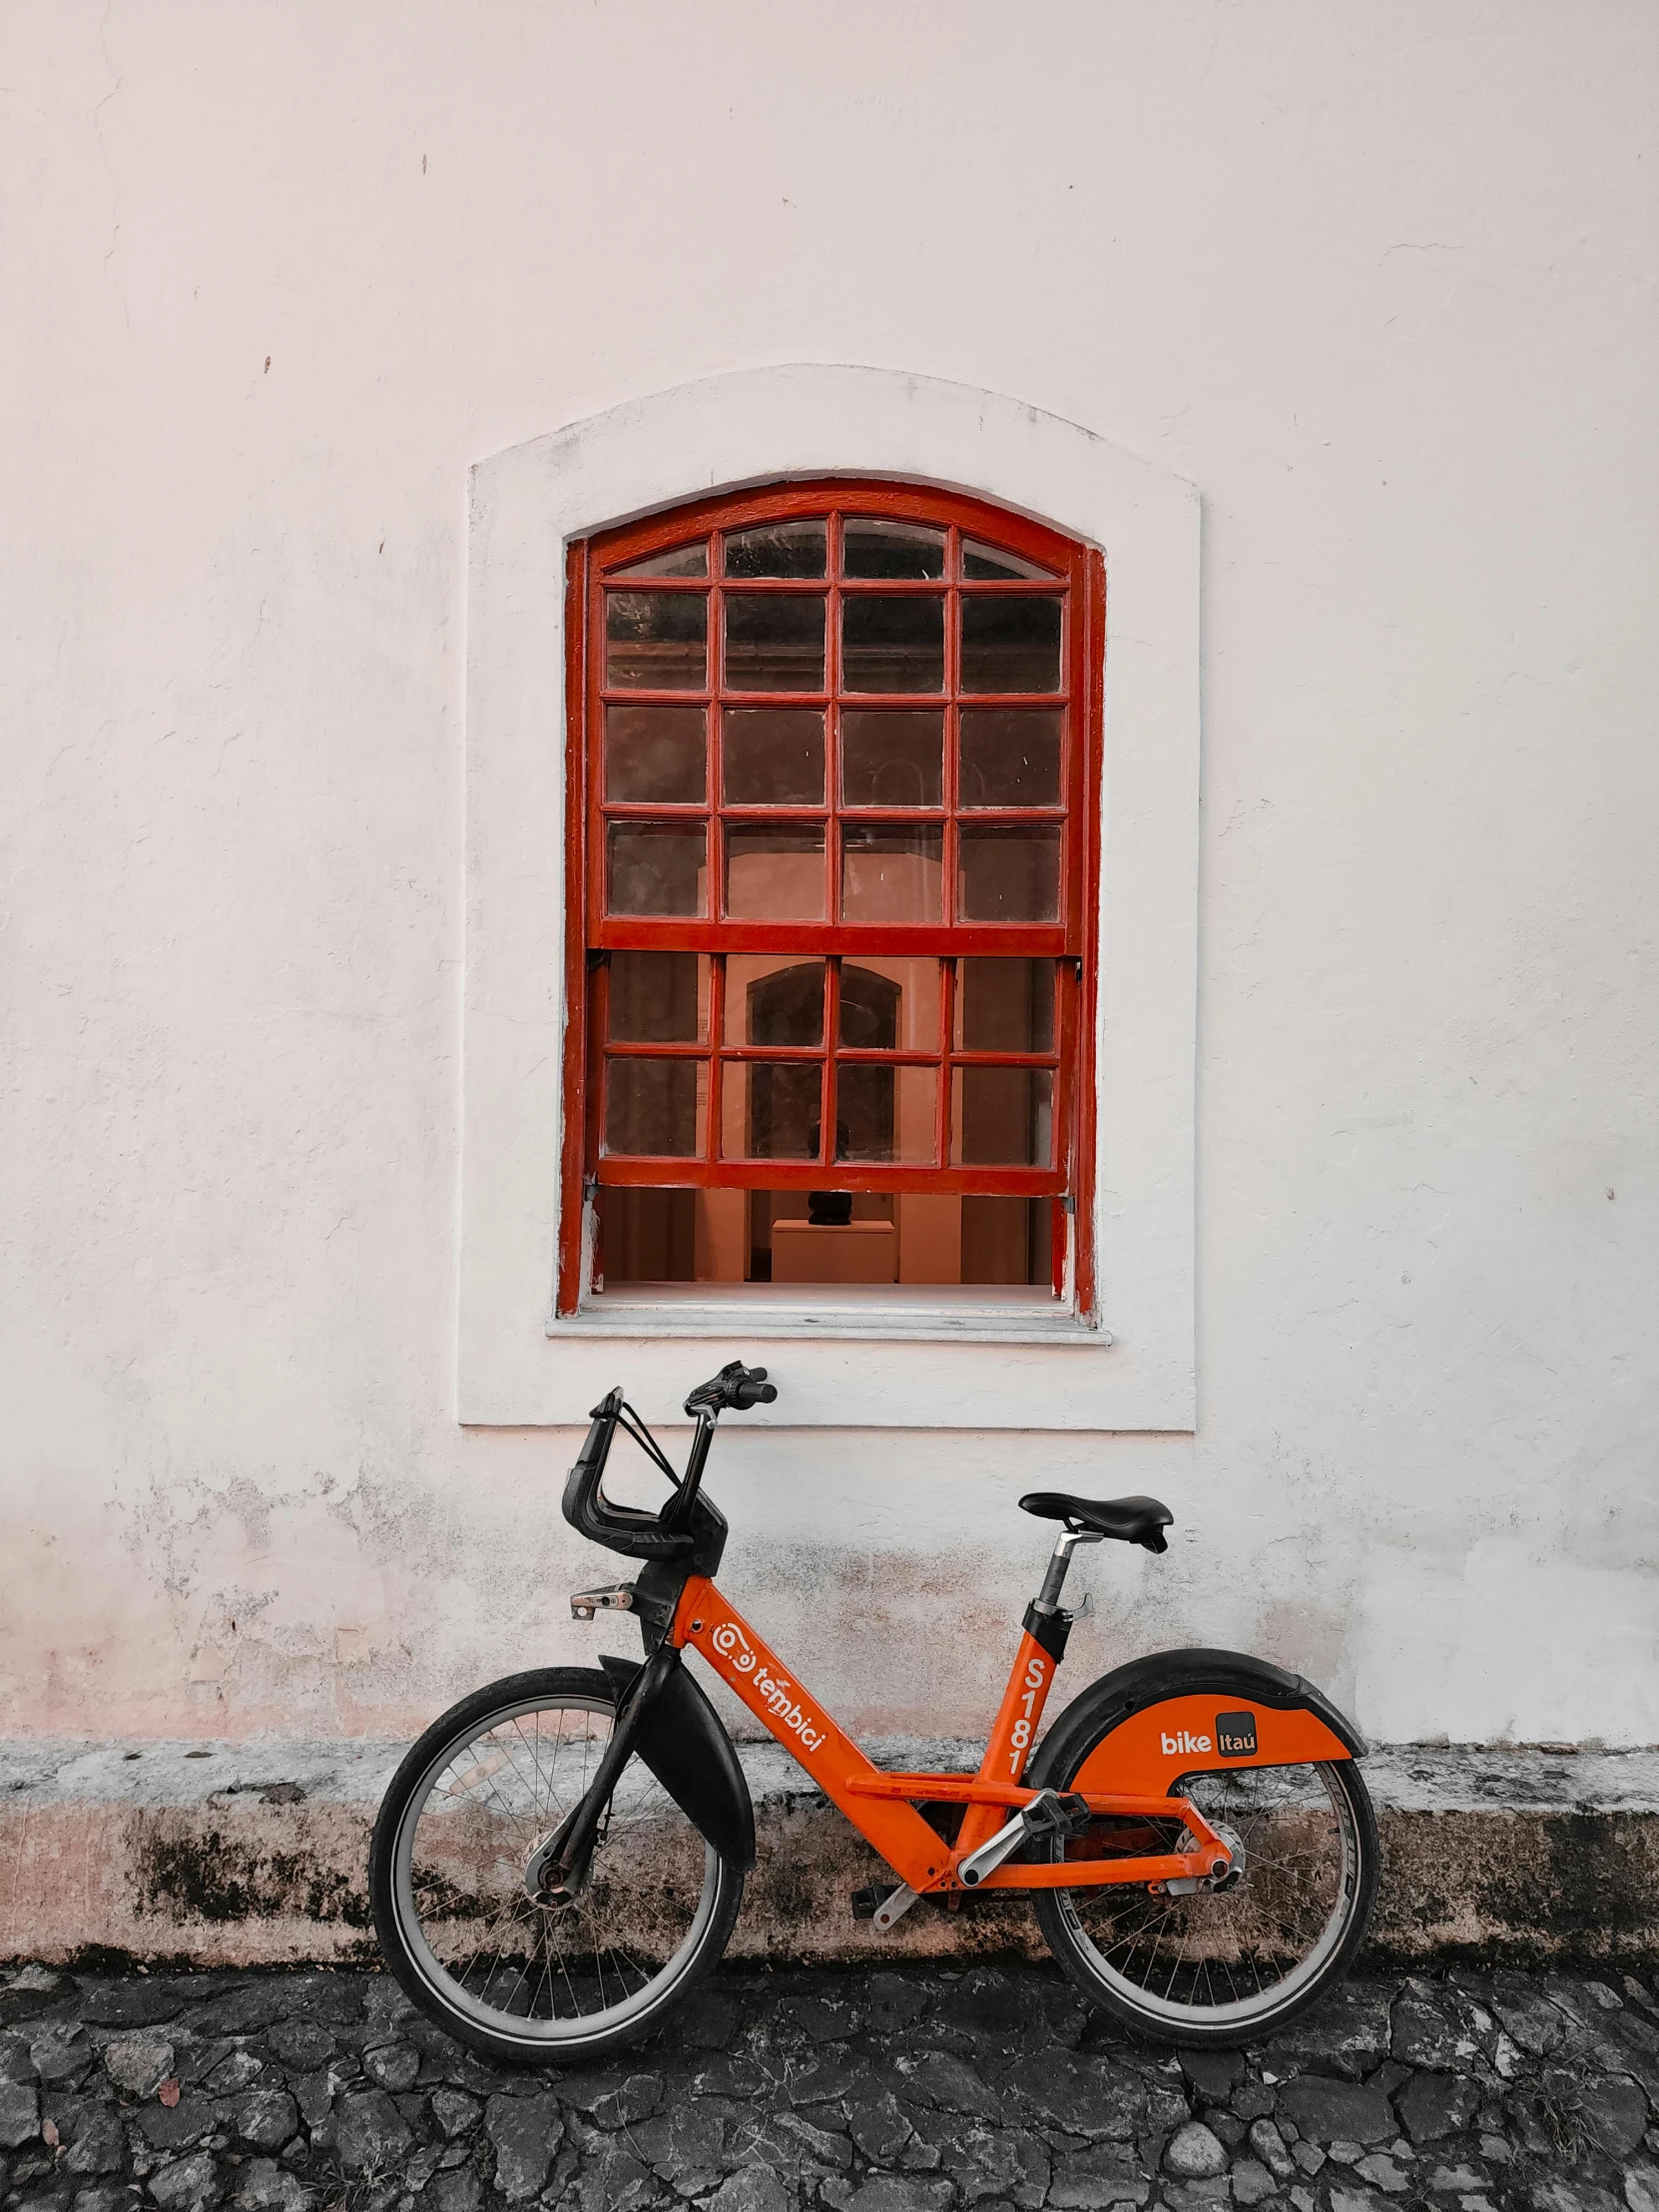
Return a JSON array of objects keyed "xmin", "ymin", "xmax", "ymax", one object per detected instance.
[{"xmin": 368, "ymin": 1668, "xmax": 743, "ymax": 2066}]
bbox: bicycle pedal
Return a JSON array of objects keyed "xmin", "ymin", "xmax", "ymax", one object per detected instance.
[
  {"xmin": 1020, "ymin": 1790, "xmax": 1094, "ymax": 1841},
  {"xmin": 849, "ymin": 1886, "xmax": 889, "ymax": 1921}
]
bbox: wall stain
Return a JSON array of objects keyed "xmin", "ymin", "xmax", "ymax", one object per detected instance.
[{"xmin": 128, "ymin": 1813, "xmax": 371, "ymax": 1930}]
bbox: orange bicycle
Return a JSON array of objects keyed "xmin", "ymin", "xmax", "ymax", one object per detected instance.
[{"xmin": 369, "ymin": 1363, "xmax": 1378, "ymax": 2062}]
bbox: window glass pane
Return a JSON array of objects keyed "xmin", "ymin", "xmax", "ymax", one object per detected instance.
[
  {"xmin": 960, "ymin": 539, "xmax": 1058, "ymax": 582},
  {"xmin": 721, "ymin": 709, "xmax": 825, "ymax": 807},
  {"xmin": 958, "ymin": 709, "xmax": 1063, "ymax": 810},
  {"xmin": 723, "ymin": 520, "xmax": 828, "ymax": 579},
  {"xmin": 957, "ymin": 827, "xmax": 1061, "ymax": 922},
  {"xmin": 839, "ymin": 710, "xmax": 943, "ymax": 809},
  {"xmin": 725, "ymin": 825, "xmax": 827, "ymax": 919},
  {"xmin": 604, "ymin": 704, "xmax": 706, "ymax": 804},
  {"xmin": 725, "ymin": 955, "xmax": 826, "ymax": 1048},
  {"xmin": 604, "ymin": 1056, "xmax": 706, "ymax": 1157},
  {"xmin": 611, "ymin": 544, "xmax": 708, "ymax": 580},
  {"xmin": 606, "ymin": 822, "xmax": 708, "ymax": 916},
  {"xmin": 952, "ymin": 1067, "xmax": 1053, "ymax": 1166},
  {"xmin": 724, "ymin": 594, "xmax": 826, "ymax": 692},
  {"xmin": 834, "ymin": 1064, "xmax": 937, "ymax": 1164},
  {"xmin": 959, "ymin": 596, "xmax": 1062, "ymax": 694},
  {"xmin": 840, "ymin": 826, "xmax": 942, "ymax": 923},
  {"xmin": 608, "ymin": 951, "xmax": 708, "ymax": 1043},
  {"xmin": 955, "ymin": 959, "xmax": 1055, "ymax": 1054},
  {"xmin": 606, "ymin": 591, "xmax": 707, "ymax": 690},
  {"xmin": 724, "ymin": 1061, "xmax": 824, "ymax": 1160},
  {"xmin": 842, "ymin": 518, "xmax": 945, "ymax": 579},
  {"xmin": 841, "ymin": 596, "xmax": 944, "ymax": 694},
  {"xmin": 838, "ymin": 957, "xmax": 939, "ymax": 1051}
]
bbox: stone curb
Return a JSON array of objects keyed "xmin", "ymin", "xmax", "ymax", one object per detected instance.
[{"xmin": 3, "ymin": 1740, "xmax": 1656, "ymax": 1967}]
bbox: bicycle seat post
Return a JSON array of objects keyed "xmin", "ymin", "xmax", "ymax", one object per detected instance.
[{"xmin": 1031, "ymin": 1526, "xmax": 1104, "ymax": 1623}]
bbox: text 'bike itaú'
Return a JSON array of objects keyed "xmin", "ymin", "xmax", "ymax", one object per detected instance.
[{"xmin": 369, "ymin": 1363, "xmax": 1378, "ymax": 2062}]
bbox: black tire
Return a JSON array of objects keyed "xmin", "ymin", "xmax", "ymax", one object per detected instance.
[
  {"xmin": 1028, "ymin": 1659, "xmax": 1380, "ymax": 2047},
  {"xmin": 368, "ymin": 1668, "xmax": 744, "ymax": 2066}
]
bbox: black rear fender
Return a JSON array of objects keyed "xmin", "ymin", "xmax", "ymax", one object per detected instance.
[{"xmin": 1029, "ymin": 1646, "xmax": 1365, "ymax": 1800}]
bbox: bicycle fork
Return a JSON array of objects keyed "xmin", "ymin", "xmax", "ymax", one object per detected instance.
[{"xmin": 523, "ymin": 1640, "xmax": 680, "ymax": 1907}]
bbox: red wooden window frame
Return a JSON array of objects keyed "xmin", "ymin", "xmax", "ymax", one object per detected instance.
[{"xmin": 557, "ymin": 478, "xmax": 1103, "ymax": 1316}]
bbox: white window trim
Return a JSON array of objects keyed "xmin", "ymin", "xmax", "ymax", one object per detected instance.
[{"xmin": 461, "ymin": 365, "xmax": 1198, "ymax": 1431}]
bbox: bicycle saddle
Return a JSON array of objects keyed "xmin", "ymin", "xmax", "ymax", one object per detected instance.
[{"xmin": 1019, "ymin": 1491, "xmax": 1174, "ymax": 1552}]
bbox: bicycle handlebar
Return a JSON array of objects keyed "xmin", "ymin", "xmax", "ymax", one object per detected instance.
[
  {"xmin": 561, "ymin": 1365, "xmax": 778, "ymax": 1563},
  {"xmin": 684, "ymin": 1362, "xmax": 778, "ymax": 1416}
]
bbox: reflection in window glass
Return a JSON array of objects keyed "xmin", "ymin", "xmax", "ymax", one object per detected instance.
[
  {"xmin": 725, "ymin": 826, "xmax": 827, "ymax": 919},
  {"xmin": 724, "ymin": 594, "xmax": 826, "ymax": 692},
  {"xmin": 960, "ymin": 539, "xmax": 1058, "ymax": 582},
  {"xmin": 726, "ymin": 1061, "xmax": 823, "ymax": 1160},
  {"xmin": 958, "ymin": 709, "xmax": 1063, "ymax": 809},
  {"xmin": 839, "ymin": 957, "xmax": 939, "ymax": 1051},
  {"xmin": 840, "ymin": 826, "xmax": 942, "ymax": 923},
  {"xmin": 839, "ymin": 710, "xmax": 943, "ymax": 808},
  {"xmin": 956, "ymin": 959, "xmax": 1054, "ymax": 1053},
  {"xmin": 723, "ymin": 520, "xmax": 827, "ymax": 578},
  {"xmin": 607, "ymin": 823, "xmax": 707, "ymax": 916},
  {"xmin": 605, "ymin": 591, "xmax": 708, "ymax": 690},
  {"xmin": 957, "ymin": 827, "xmax": 1061, "ymax": 922},
  {"xmin": 726, "ymin": 956, "xmax": 826, "ymax": 1048},
  {"xmin": 604, "ymin": 1056, "xmax": 705, "ymax": 1156},
  {"xmin": 959, "ymin": 596, "xmax": 1061, "ymax": 694},
  {"xmin": 722, "ymin": 710, "xmax": 825, "ymax": 806},
  {"xmin": 843, "ymin": 518, "xmax": 945, "ymax": 579},
  {"xmin": 608, "ymin": 951, "xmax": 706, "ymax": 1042},
  {"xmin": 952, "ymin": 1066, "xmax": 1053, "ymax": 1166},
  {"xmin": 604, "ymin": 705, "xmax": 706, "ymax": 804},
  {"xmin": 841, "ymin": 596, "xmax": 944, "ymax": 694},
  {"xmin": 835, "ymin": 1064, "xmax": 936, "ymax": 1164},
  {"xmin": 612, "ymin": 544, "xmax": 709, "ymax": 580}
]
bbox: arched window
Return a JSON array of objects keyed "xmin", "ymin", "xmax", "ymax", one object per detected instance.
[{"xmin": 558, "ymin": 479, "xmax": 1101, "ymax": 1313}]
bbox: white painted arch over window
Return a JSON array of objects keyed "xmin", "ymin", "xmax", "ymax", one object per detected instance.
[{"xmin": 461, "ymin": 366, "xmax": 1198, "ymax": 1430}]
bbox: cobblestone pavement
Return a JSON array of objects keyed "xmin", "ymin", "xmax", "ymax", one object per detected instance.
[{"xmin": 2, "ymin": 1961, "xmax": 1656, "ymax": 2212}]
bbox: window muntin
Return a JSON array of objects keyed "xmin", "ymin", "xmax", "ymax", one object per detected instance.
[{"xmin": 565, "ymin": 483, "xmax": 1099, "ymax": 1308}]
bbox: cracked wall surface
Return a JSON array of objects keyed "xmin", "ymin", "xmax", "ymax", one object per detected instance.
[{"xmin": 1, "ymin": 3, "xmax": 1656, "ymax": 1755}]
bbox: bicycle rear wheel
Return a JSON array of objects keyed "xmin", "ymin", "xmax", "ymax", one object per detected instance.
[
  {"xmin": 1028, "ymin": 1670, "xmax": 1379, "ymax": 2046},
  {"xmin": 368, "ymin": 1668, "xmax": 743, "ymax": 2065}
]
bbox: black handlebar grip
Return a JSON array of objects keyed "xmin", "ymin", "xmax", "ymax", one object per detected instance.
[{"xmin": 733, "ymin": 1378, "xmax": 779, "ymax": 1408}]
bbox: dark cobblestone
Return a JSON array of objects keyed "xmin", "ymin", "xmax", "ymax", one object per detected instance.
[{"xmin": 0, "ymin": 1961, "xmax": 1656, "ymax": 2208}]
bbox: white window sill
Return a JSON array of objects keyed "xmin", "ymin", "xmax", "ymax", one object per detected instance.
[{"xmin": 549, "ymin": 1282, "xmax": 1113, "ymax": 1347}]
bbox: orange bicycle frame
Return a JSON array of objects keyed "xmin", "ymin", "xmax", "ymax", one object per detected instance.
[{"xmin": 671, "ymin": 1577, "xmax": 1233, "ymax": 1896}]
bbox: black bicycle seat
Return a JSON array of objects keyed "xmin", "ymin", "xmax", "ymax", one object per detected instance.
[{"xmin": 1019, "ymin": 1491, "xmax": 1174, "ymax": 1552}]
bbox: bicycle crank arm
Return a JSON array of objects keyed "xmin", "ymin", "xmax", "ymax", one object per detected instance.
[{"xmin": 524, "ymin": 1643, "xmax": 680, "ymax": 1905}]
